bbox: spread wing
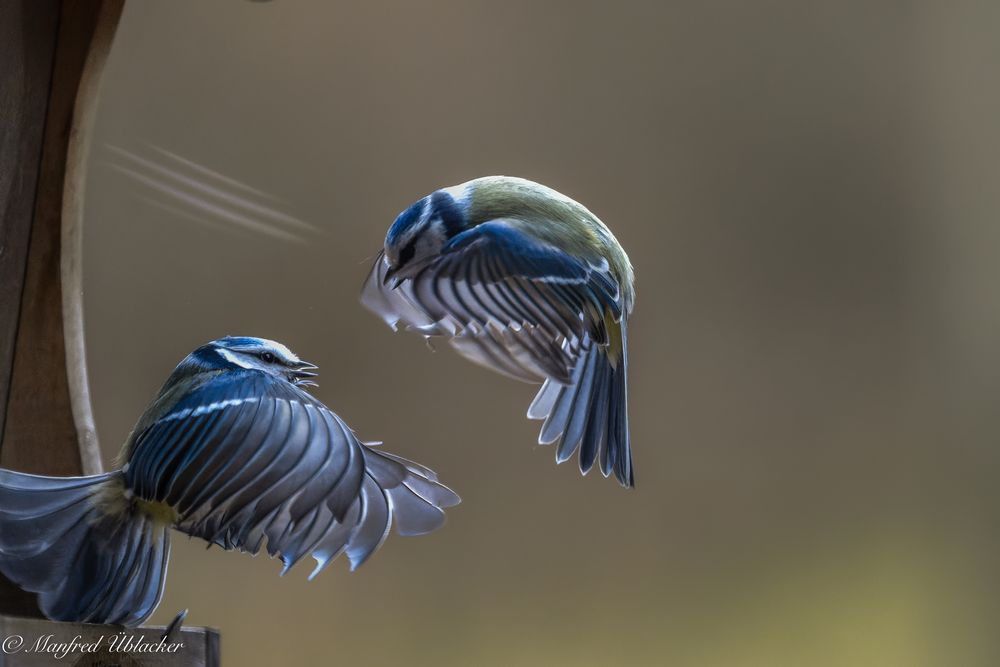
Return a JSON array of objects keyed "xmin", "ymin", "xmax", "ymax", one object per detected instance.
[
  {"xmin": 362, "ymin": 220, "xmax": 624, "ymax": 383},
  {"xmin": 125, "ymin": 370, "xmax": 459, "ymax": 577}
]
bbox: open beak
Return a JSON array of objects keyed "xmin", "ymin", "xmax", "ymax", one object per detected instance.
[{"xmin": 291, "ymin": 361, "xmax": 319, "ymax": 387}]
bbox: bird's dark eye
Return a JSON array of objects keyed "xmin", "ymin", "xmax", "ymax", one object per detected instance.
[
  {"xmin": 398, "ymin": 239, "xmax": 417, "ymax": 267},
  {"xmin": 260, "ymin": 352, "xmax": 277, "ymax": 364}
]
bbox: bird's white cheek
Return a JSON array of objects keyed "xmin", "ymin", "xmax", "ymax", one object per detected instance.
[
  {"xmin": 416, "ymin": 221, "xmax": 447, "ymax": 259},
  {"xmin": 216, "ymin": 348, "xmax": 254, "ymax": 370}
]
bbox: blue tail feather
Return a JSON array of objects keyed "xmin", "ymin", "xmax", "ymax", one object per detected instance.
[
  {"xmin": 0, "ymin": 469, "xmax": 170, "ymax": 626},
  {"xmin": 528, "ymin": 320, "xmax": 633, "ymax": 488}
]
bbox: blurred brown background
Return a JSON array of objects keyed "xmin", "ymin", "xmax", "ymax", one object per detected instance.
[{"xmin": 81, "ymin": 1, "xmax": 1000, "ymax": 665}]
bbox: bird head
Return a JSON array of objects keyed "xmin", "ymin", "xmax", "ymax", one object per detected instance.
[
  {"xmin": 382, "ymin": 187, "xmax": 468, "ymax": 284},
  {"xmin": 188, "ymin": 336, "xmax": 319, "ymax": 386}
]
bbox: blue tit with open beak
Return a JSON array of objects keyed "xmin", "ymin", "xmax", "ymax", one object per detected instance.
[
  {"xmin": 0, "ymin": 336, "xmax": 459, "ymax": 626},
  {"xmin": 362, "ymin": 176, "xmax": 635, "ymax": 487}
]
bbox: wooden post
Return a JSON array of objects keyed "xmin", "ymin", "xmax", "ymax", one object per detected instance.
[{"xmin": 0, "ymin": 2, "xmax": 219, "ymax": 663}]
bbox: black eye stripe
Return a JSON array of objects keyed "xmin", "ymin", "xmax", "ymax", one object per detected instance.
[
  {"xmin": 260, "ymin": 352, "xmax": 276, "ymax": 363},
  {"xmin": 398, "ymin": 239, "xmax": 417, "ymax": 266}
]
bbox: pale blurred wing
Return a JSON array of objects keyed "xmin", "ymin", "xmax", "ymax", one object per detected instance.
[
  {"xmin": 126, "ymin": 371, "xmax": 459, "ymax": 575},
  {"xmin": 361, "ymin": 250, "xmax": 440, "ymax": 334}
]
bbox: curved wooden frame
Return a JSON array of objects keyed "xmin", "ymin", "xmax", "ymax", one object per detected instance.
[{"xmin": 62, "ymin": 0, "xmax": 125, "ymax": 476}]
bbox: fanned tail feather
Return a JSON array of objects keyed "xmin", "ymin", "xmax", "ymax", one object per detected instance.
[
  {"xmin": 0, "ymin": 469, "xmax": 170, "ymax": 626},
  {"xmin": 528, "ymin": 321, "xmax": 633, "ymax": 487}
]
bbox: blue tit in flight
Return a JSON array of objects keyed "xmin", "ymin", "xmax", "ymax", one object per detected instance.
[
  {"xmin": 362, "ymin": 176, "xmax": 635, "ymax": 487},
  {"xmin": 0, "ymin": 337, "xmax": 459, "ymax": 626}
]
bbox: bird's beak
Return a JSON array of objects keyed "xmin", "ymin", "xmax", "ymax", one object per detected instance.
[
  {"xmin": 381, "ymin": 264, "xmax": 400, "ymax": 288},
  {"xmin": 382, "ymin": 267, "xmax": 406, "ymax": 290},
  {"xmin": 291, "ymin": 361, "xmax": 319, "ymax": 387}
]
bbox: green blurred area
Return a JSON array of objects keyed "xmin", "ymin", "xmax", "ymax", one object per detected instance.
[{"xmin": 83, "ymin": 1, "xmax": 1000, "ymax": 665}]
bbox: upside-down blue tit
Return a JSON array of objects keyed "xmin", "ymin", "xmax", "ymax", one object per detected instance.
[
  {"xmin": 0, "ymin": 337, "xmax": 459, "ymax": 626},
  {"xmin": 362, "ymin": 176, "xmax": 635, "ymax": 487}
]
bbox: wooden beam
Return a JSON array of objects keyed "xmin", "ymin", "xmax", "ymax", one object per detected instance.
[
  {"xmin": 0, "ymin": 0, "xmax": 67, "ymax": 620},
  {"xmin": 0, "ymin": 0, "xmax": 61, "ymax": 466}
]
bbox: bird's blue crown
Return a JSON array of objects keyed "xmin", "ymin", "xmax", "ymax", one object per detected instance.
[
  {"xmin": 385, "ymin": 198, "xmax": 427, "ymax": 248},
  {"xmin": 386, "ymin": 190, "xmax": 466, "ymax": 247},
  {"xmin": 213, "ymin": 336, "xmax": 274, "ymax": 351}
]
